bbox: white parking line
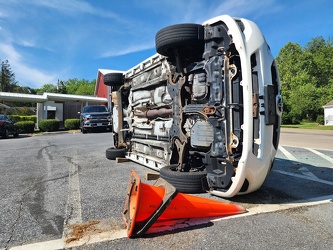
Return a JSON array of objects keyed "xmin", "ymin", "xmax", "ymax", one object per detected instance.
[
  {"xmin": 217, "ymin": 194, "xmax": 333, "ymax": 219},
  {"xmin": 147, "ymin": 195, "xmax": 333, "ymax": 235},
  {"xmin": 278, "ymin": 145, "xmax": 320, "ymax": 179},
  {"xmin": 278, "ymin": 145, "xmax": 298, "ymax": 164},
  {"xmin": 273, "ymin": 169, "xmax": 333, "ymax": 186},
  {"xmin": 10, "ymin": 239, "xmax": 64, "ymax": 250},
  {"xmin": 11, "ymin": 194, "xmax": 333, "ymax": 250},
  {"xmin": 298, "ymin": 166, "xmax": 319, "ymax": 180},
  {"xmin": 9, "ymin": 146, "xmax": 333, "ymax": 249},
  {"xmin": 9, "ymin": 230, "xmax": 127, "ymax": 250},
  {"xmin": 62, "ymin": 152, "xmax": 82, "ymax": 239},
  {"xmin": 306, "ymin": 148, "xmax": 333, "ymax": 167}
]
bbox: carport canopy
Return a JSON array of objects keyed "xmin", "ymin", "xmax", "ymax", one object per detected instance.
[
  {"xmin": 0, "ymin": 92, "xmax": 108, "ymax": 104},
  {"xmin": 0, "ymin": 92, "xmax": 108, "ymax": 129}
]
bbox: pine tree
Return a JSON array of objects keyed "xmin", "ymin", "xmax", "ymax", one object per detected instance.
[{"xmin": 0, "ymin": 60, "xmax": 16, "ymax": 92}]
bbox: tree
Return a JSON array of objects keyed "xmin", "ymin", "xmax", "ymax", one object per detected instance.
[
  {"xmin": 304, "ymin": 36, "xmax": 333, "ymax": 87},
  {"xmin": 34, "ymin": 78, "xmax": 96, "ymax": 95},
  {"xmin": 0, "ymin": 60, "xmax": 17, "ymax": 92},
  {"xmin": 276, "ymin": 37, "xmax": 333, "ymax": 124},
  {"xmin": 35, "ymin": 83, "xmax": 58, "ymax": 93},
  {"xmin": 63, "ymin": 78, "xmax": 95, "ymax": 95}
]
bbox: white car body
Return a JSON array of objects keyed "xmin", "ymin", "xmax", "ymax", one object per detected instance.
[
  {"xmin": 204, "ymin": 16, "xmax": 282, "ymax": 197},
  {"xmin": 105, "ymin": 15, "xmax": 282, "ymax": 197}
]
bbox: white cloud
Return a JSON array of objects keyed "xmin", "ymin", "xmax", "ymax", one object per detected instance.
[
  {"xmin": 29, "ymin": 0, "xmax": 122, "ymax": 21},
  {"xmin": 19, "ymin": 40, "xmax": 36, "ymax": 48},
  {"xmin": 0, "ymin": 43, "xmax": 58, "ymax": 88},
  {"xmin": 99, "ymin": 42, "xmax": 155, "ymax": 58},
  {"xmin": 95, "ymin": 0, "xmax": 284, "ymax": 59},
  {"xmin": 137, "ymin": 0, "xmax": 283, "ymax": 24},
  {"xmin": 208, "ymin": 0, "xmax": 283, "ymax": 20},
  {"xmin": 0, "ymin": 43, "xmax": 21, "ymax": 62},
  {"xmin": 0, "ymin": 0, "xmax": 288, "ymax": 88},
  {"xmin": 15, "ymin": 64, "xmax": 58, "ymax": 89}
]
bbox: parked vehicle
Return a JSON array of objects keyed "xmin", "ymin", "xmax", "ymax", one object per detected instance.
[
  {"xmin": 104, "ymin": 15, "xmax": 282, "ymax": 197},
  {"xmin": 0, "ymin": 114, "xmax": 19, "ymax": 138},
  {"xmin": 79, "ymin": 105, "xmax": 112, "ymax": 133}
]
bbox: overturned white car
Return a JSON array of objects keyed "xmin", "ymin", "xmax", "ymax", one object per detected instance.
[{"xmin": 104, "ymin": 15, "xmax": 282, "ymax": 198}]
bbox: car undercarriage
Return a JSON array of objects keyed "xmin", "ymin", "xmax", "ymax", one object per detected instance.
[{"xmin": 105, "ymin": 15, "xmax": 282, "ymax": 198}]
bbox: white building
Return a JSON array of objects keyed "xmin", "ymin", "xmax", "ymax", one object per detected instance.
[{"xmin": 323, "ymin": 100, "xmax": 333, "ymax": 126}]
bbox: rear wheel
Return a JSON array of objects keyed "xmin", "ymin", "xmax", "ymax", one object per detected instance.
[
  {"xmin": 159, "ymin": 165, "xmax": 207, "ymax": 193},
  {"xmin": 104, "ymin": 73, "xmax": 123, "ymax": 87},
  {"xmin": 13, "ymin": 128, "xmax": 19, "ymax": 138},
  {"xmin": 3, "ymin": 129, "xmax": 9, "ymax": 138},
  {"xmin": 155, "ymin": 23, "xmax": 204, "ymax": 62},
  {"xmin": 105, "ymin": 147, "xmax": 126, "ymax": 160}
]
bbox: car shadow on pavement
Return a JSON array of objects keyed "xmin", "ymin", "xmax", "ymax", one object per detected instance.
[{"xmin": 229, "ymin": 158, "xmax": 333, "ymax": 205}]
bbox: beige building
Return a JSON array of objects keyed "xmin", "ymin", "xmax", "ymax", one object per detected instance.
[{"xmin": 0, "ymin": 92, "xmax": 107, "ymax": 128}]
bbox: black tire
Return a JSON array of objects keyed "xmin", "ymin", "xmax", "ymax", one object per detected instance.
[
  {"xmin": 13, "ymin": 128, "xmax": 19, "ymax": 138},
  {"xmin": 159, "ymin": 165, "xmax": 207, "ymax": 194},
  {"xmin": 106, "ymin": 147, "xmax": 126, "ymax": 160},
  {"xmin": 155, "ymin": 23, "xmax": 204, "ymax": 59},
  {"xmin": 3, "ymin": 129, "xmax": 9, "ymax": 139},
  {"xmin": 104, "ymin": 73, "xmax": 123, "ymax": 86}
]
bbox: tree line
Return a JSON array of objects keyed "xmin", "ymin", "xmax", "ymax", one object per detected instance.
[
  {"xmin": 0, "ymin": 62, "xmax": 96, "ymax": 96},
  {"xmin": 1, "ymin": 36, "xmax": 333, "ymax": 124},
  {"xmin": 276, "ymin": 36, "xmax": 333, "ymax": 124},
  {"xmin": 0, "ymin": 61, "xmax": 96, "ymax": 114}
]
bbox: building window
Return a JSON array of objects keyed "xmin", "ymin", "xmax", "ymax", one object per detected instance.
[{"xmin": 47, "ymin": 111, "xmax": 56, "ymax": 119}]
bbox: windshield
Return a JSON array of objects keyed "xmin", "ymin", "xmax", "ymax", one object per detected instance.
[{"xmin": 82, "ymin": 106, "xmax": 108, "ymax": 113}]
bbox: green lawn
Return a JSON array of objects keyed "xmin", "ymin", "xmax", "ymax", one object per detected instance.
[{"xmin": 281, "ymin": 122, "xmax": 333, "ymax": 130}]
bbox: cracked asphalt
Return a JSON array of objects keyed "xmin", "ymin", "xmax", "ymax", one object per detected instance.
[{"xmin": 0, "ymin": 129, "xmax": 333, "ymax": 249}]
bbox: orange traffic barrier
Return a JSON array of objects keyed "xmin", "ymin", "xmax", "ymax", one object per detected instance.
[{"xmin": 122, "ymin": 170, "xmax": 246, "ymax": 238}]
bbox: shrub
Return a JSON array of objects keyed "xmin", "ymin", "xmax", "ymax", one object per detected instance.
[
  {"xmin": 64, "ymin": 119, "xmax": 80, "ymax": 130},
  {"xmin": 16, "ymin": 106, "xmax": 35, "ymax": 116},
  {"xmin": 8, "ymin": 115, "xmax": 37, "ymax": 123},
  {"xmin": 316, "ymin": 114, "xmax": 324, "ymax": 125},
  {"xmin": 21, "ymin": 115, "xmax": 37, "ymax": 123},
  {"xmin": 15, "ymin": 121, "xmax": 35, "ymax": 133},
  {"xmin": 38, "ymin": 119, "xmax": 60, "ymax": 132},
  {"xmin": 282, "ymin": 112, "xmax": 301, "ymax": 125},
  {"xmin": 8, "ymin": 115, "xmax": 21, "ymax": 122}
]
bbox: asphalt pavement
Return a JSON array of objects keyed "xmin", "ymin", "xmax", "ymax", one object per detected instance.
[{"xmin": 0, "ymin": 129, "xmax": 332, "ymax": 250}]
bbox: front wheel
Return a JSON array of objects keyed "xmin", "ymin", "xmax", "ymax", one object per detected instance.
[{"xmin": 159, "ymin": 165, "xmax": 207, "ymax": 193}]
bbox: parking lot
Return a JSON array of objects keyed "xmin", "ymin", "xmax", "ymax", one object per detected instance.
[{"xmin": 1, "ymin": 129, "xmax": 333, "ymax": 250}]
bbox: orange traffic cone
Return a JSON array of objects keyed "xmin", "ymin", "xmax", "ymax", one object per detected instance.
[{"xmin": 122, "ymin": 170, "xmax": 246, "ymax": 238}]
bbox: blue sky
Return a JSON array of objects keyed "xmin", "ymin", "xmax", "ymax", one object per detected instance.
[{"xmin": 0, "ymin": 0, "xmax": 332, "ymax": 89}]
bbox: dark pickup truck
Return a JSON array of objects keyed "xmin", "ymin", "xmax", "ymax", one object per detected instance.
[{"xmin": 79, "ymin": 105, "xmax": 112, "ymax": 133}]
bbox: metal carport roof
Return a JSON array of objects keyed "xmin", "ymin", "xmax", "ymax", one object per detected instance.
[{"xmin": 0, "ymin": 92, "xmax": 107, "ymax": 103}]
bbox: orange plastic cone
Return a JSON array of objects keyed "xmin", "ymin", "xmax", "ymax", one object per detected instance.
[{"xmin": 122, "ymin": 170, "xmax": 246, "ymax": 238}]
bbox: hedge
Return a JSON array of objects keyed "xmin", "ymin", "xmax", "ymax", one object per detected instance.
[
  {"xmin": 8, "ymin": 115, "xmax": 37, "ymax": 123},
  {"xmin": 38, "ymin": 119, "xmax": 60, "ymax": 132},
  {"xmin": 15, "ymin": 121, "xmax": 35, "ymax": 133},
  {"xmin": 64, "ymin": 119, "xmax": 80, "ymax": 130}
]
